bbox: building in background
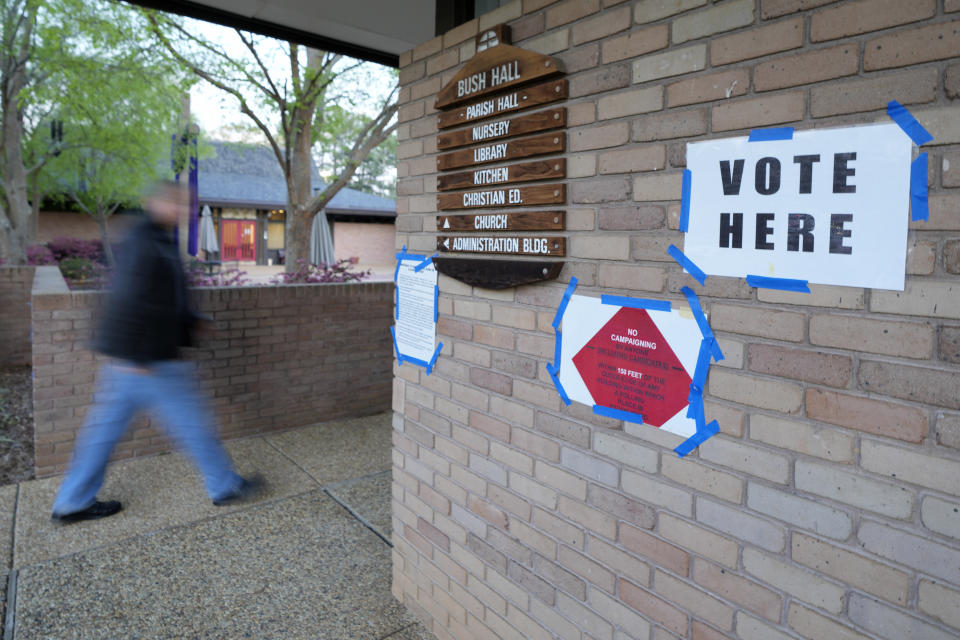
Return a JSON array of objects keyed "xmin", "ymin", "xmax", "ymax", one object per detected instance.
[
  {"xmin": 197, "ymin": 142, "xmax": 396, "ymax": 267},
  {"xmin": 38, "ymin": 140, "xmax": 396, "ymax": 268}
]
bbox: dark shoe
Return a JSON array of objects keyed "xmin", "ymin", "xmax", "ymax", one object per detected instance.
[
  {"xmin": 213, "ymin": 474, "xmax": 265, "ymax": 506},
  {"xmin": 52, "ymin": 500, "xmax": 122, "ymax": 524}
]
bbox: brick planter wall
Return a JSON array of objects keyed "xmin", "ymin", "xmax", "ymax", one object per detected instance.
[
  {"xmin": 0, "ymin": 266, "xmax": 35, "ymax": 367},
  {"xmin": 31, "ymin": 266, "xmax": 393, "ymax": 477},
  {"xmin": 392, "ymin": 2, "xmax": 960, "ymax": 640}
]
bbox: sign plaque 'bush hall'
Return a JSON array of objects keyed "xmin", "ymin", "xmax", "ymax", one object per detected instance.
[{"xmin": 433, "ymin": 25, "xmax": 568, "ymax": 289}]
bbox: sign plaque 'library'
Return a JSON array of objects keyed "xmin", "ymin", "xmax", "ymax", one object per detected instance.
[{"xmin": 433, "ymin": 24, "xmax": 567, "ymax": 289}]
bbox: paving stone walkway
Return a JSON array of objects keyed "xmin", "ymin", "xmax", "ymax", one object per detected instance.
[{"xmin": 1, "ymin": 412, "xmax": 431, "ymax": 639}]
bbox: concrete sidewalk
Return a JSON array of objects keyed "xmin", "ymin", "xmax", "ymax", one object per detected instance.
[{"xmin": 1, "ymin": 412, "xmax": 432, "ymax": 639}]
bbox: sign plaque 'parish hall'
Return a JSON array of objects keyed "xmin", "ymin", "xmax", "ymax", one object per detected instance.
[{"xmin": 433, "ymin": 24, "xmax": 568, "ymax": 289}]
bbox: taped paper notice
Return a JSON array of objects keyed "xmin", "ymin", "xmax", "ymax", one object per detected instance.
[
  {"xmin": 558, "ymin": 295, "xmax": 703, "ymax": 439},
  {"xmin": 683, "ymin": 123, "xmax": 912, "ymax": 290},
  {"xmin": 394, "ymin": 257, "xmax": 439, "ymax": 368}
]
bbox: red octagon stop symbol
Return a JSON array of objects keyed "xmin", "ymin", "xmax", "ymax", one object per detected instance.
[{"xmin": 572, "ymin": 307, "xmax": 691, "ymax": 427}]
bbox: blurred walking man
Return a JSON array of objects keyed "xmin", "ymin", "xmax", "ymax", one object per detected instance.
[{"xmin": 52, "ymin": 181, "xmax": 261, "ymax": 523}]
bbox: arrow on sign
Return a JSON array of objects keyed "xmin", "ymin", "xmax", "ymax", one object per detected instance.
[
  {"xmin": 443, "ymin": 218, "xmax": 450, "ymax": 229},
  {"xmin": 443, "ymin": 238, "xmax": 450, "ymax": 249}
]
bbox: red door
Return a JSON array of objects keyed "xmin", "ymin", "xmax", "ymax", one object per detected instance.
[{"xmin": 221, "ymin": 220, "xmax": 257, "ymax": 262}]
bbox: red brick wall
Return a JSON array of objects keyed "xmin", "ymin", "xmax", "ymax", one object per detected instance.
[
  {"xmin": 0, "ymin": 266, "xmax": 35, "ymax": 366},
  {"xmin": 38, "ymin": 210, "xmax": 139, "ymax": 243},
  {"xmin": 31, "ymin": 267, "xmax": 393, "ymax": 477},
  {"xmin": 393, "ymin": 2, "xmax": 960, "ymax": 639},
  {"xmin": 334, "ymin": 221, "xmax": 398, "ymax": 266}
]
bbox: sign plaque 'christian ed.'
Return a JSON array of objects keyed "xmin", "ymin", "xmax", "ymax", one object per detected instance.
[{"xmin": 682, "ymin": 124, "xmax": 912, "ymax": 290}]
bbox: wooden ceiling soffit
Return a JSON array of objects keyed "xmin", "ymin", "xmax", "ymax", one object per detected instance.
[{"xmin": 435, "ymin": 44, "xmax": 564, "ymax": 110}]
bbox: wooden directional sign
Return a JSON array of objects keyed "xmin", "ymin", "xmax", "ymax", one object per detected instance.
[
  {"xmin": 437, "ymin": 235, "xmax": 566, "ymax": 257},
  {"xmin": 433, "ymin": 258, "xmax": 564, "ymax": 290},
  {"xmin": 438, "ymin": 159, "xmax": 565, "ymax": 192},
  {"xmin": 432, "ymin": 24, "xmax": 568, "ymax": 287},
  {"xmin": 438, "ymin": 211, "xmax": 564, "ymax": 232},
  {"xmin": 438, "ymin": 78, "xmax": 568, "ymax": 130},
  {"xmin": 435, "ymin": 44, "xmax": 562, "ymax": 109},
  {"xmin": 438, "ymin": 184, "xmax": 565, "ymax": 211},
  {"xmin": 437, "ymin": 132, "xmax": 564, "ymax": 171},
  {"xmin": 437, "ymin": 108, "xmax": 566, "ymax": 150}
]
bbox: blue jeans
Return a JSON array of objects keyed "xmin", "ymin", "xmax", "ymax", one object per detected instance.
[{"xmin": 53, "ymin": 360, "xmax": 243, "ymax": 515}]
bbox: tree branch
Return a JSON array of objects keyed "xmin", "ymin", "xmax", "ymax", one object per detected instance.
[{"xmin": 146, "ymin": 12, "xmax": 285, "ymax": 170}]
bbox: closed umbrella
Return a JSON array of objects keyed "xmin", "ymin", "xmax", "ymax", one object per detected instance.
[
  {"xmin": 198, "ymin": 205, "xmax": 219, "ymax": 255},
  {"xmin": 309, "ymin": 209, "xmax": 335, "ymax": 266}
]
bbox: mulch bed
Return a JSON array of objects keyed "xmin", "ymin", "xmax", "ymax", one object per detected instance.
[{"xmin": 0, "ymin": 366, "xmax": 35, "ymax": 485}]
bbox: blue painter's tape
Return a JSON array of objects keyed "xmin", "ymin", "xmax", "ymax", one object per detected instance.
[
  {"xmin": 746, "ymin": 275, "xmax": 811, "ymax": 293},
  {"xmin": 395, "ymin": 287, "xmax": 399, "ymax": 320},
  {"xmin": 911, "ymin": 153, "xmax": 929, "ymax": 222},
  {"xmin": 887, "ymin": 100, "xmax": 933, "ymax": 146},
  {"xmin": 674, "ymin": 420, "xmax": 719, "ymax": 458},
  {"xmin": 434, "ymin": 285, "xmax": 439, "ymax": 323},
  {"xmin": 748, "ymin": 127, "xmax": 794, "ymax": 142},
  {"xmin": 601, "ymin": 294, "xmax": 672, "ymax": 312},
  {"xmin": 679, "ymin": 169, "xmax": 692, "ymax": 232},
  {"xmin": 549, "ymin": 367, "xmax": 571, "ymax": 405},
  {"xmin": 426, "ymin": 342, "xmax": 443, "ymax": 375},
  {"xmin": 552, "ymin": 277, "xmax": 579, "ymax": 329},
  {"xmin": 414, "ymin": 253, "xmax": 437, "ymax": 272},
  {"xmin": 553, "ymin": 330, "xmax": 562, "ymax": 371},
  {"xmin": 667, "ymin": 244, "xmax": 707, "ymax": 286},
  {"xmin": 546, "ymin": 362, "xmax": 558, "ymax": 377},
  {"xmin": 681, "ymin": 286, "xmax": 723, "ymax": 362},
  {"xmin": 393, "ymin": 258, "xmax": 402, "ymax": 283},
  {"xmin": 389, "ymin": 326, "xmax": 403, "ymax": 364},
  {"xmin": 593, "ymin": 404, "xmax": 644, "ymax": 425},
  {"xmin": 689, "ymin": 338, "xmax": 712, "ymax": 402}
]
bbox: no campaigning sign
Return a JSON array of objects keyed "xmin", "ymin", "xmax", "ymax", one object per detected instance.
[{"xmin": 558, "ymin": 295, "xmax": 702, "ymax": 439}]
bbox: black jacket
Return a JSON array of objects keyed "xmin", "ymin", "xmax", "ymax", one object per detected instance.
[{"xmin": 95, "ymin": 218, "xmax": 200, "ymax": 363}]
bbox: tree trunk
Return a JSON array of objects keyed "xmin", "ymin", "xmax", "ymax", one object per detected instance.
[
  {"xmin": 95, "ymin": 209, "xmax": 115, "ymax": 268},
  {"xmin": 0, "ymin": 2, "xmax": 36, "ymax": 264},
  {"xmin": 285, "ymin": 204, "xmax": 311, "ymax": 271},
  {"xmin": 283, "ymin": 48, "xmax": 323, "ymax": 272}
]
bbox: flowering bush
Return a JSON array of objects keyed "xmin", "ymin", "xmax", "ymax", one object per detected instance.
[
  {"xmin": 25, "ymin": 245, "xmax": 57, "ymax": 265},
  {"xmin": 47, "ymin": 237, "xmax": 106, "ymax": 264},
  {"xmin": 185, "ymin": 260, "xmax": 249, "ymax": 288},
  {"xmin": 271, "ymin": 258, "xmax": 371, "ymax": 284}
]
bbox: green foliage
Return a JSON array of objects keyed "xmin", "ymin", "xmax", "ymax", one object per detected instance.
[
  {"xmin": 2, "ymin": 0, "xmax": 190, "ymax": 263},
  {"xmin": 314, "ymin": 104, "xmax": 397, "ymax": 197},
  {"xmin": 58, "ymin": 256, "xmax": 96, "ymax": 280}
]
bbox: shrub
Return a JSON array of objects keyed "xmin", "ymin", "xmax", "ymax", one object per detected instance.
[
  {"xmin": 25, "ymin": 245, "xmax": 57, "ymax": 265},
  {"xmin": 47, "ymin": 237, "xmax": 105, "ymax": 264},
  {"xmin": 185, "ymin": 260, "xmax": 249, "ymax": 288},
  {"xmin": 59, "ymin": 257, "xmax": 98, "ymax": 281},
  {"xmin": 271, "ymin": 258, "xmax": 371, "ymax": 284}
]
